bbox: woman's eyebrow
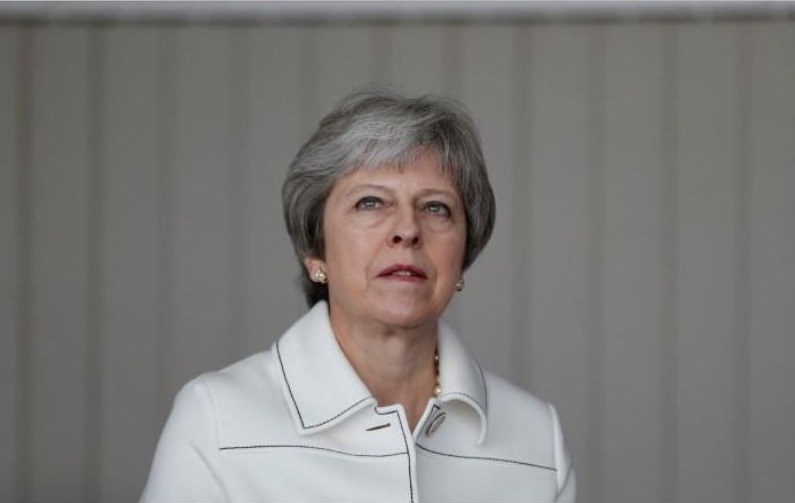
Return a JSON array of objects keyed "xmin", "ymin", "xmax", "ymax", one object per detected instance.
[
  {"xmin": 343, "ymin": 184, "xmax": 459, "ymax": 201},
  {"xmin": 342, "ymin": 183, "xmax": 392, "ymax": 198},
  {"xmin": 415, "ymin": 188, "xmax": 458, "ymax": 200}
]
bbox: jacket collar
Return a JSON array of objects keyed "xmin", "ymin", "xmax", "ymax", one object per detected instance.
[
  {"xmin": 273, "ymin": 301, "xmax": 488, "ymax": 443},
  {"xmin": 436, "ymin": 318, "xmax": 489, "ymax": 444}
]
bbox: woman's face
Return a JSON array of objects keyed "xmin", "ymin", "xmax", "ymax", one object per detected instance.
[{"xmin": 306, "ymin": 151, "xmax": 466, "ymax": 331}]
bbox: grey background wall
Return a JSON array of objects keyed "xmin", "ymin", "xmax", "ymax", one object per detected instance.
[{"xmin": 1, "ymin": 7, "xmax": 794, "ymax": 503}]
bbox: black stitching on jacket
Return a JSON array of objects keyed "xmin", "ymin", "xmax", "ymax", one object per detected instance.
[
  {"xmin": 416, "ymin": 444, "xmax": 556, "ymax": 472},
  {"xmin": 220, "ymin": 444, "xmax": 405, "ymax": 458},
  {"xmin": 375, "ymin": 407, "xmax": 414, "ymax": 503},
  {"xmin": 365, "ymin": 423, "xmax": 391, "ymax": 432},
  {"xmin": 276, "ymin": 340, "xmax": 370, "ymax": 429}
]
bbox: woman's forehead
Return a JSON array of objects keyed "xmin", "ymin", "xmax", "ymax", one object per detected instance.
[{"xmin": 335, "ymin": 153, "xmax": 457, "ymax": 193}]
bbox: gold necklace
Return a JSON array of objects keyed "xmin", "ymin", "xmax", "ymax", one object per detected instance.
[{"xmin": 433, "ymin": 347, "xmax": 441, "ymax": 397}]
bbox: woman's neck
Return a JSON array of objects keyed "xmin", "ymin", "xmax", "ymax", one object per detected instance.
[{"xmin": 328, "ymin": 307, "xmax": 438, "ymax": 431}]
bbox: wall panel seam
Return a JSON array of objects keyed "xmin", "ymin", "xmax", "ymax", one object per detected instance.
[
  {"xmin": 510, "ymin": 25, "xmax": 533, "ymax": 388},
  {"xmin": 155, "ymin": 29, "xmax": 177, "ymax": 423},
  {"xmin": 299, "ymin": 27, "xmax": 318, "ymax": 138},
  {"xmin": 84, "ymin": 26, "xmax": 106, "ymax": 503},
  {"xmin": 734, "ymin": 22, "xmax": 752, "ymax": 503},
  {"xmin": 14, "ymin": 26, "xmax": 34, "ymax": 503},
  {"xmin": 660, "ymin": 24, "xmax": 680, "ymax": 503},
  {"xmin": 585, "ymin": 25, "xmax": 607, "ymax": 503},
  {"xmin": 369, "ymin": 23, "xmax": 391, "ymax": 83},
  {"xmin": 441, "ymin": 24, "xmax": 462, "ymax": 100},
  {"xmin": 227, "ymin": 28, "xmax": 249, "ymax": 363}
]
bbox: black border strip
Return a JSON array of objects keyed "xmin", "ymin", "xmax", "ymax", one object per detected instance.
[{"xmin": 3, "ymin": 3, "xmax": 795, "ymax": 25}]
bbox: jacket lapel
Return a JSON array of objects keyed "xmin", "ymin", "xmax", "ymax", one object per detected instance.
[{"xmin": 274, "ymin": 301, "xmax": 375, "ymax": 435}]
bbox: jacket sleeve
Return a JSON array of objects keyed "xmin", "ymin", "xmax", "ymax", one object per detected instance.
[
  {"xmin": 549, "ymin": 404, "xmax": 576, "ymax": 503},
  {"xmin": 140, "ymin": 378, "xmax": 225, "ymax": 503}
]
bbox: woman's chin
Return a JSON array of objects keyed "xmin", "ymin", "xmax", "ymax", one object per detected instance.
[{"xmin": 369, "ymin": 299, "xmax": 442, "ymax": 331}]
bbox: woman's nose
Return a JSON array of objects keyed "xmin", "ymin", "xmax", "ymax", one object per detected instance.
[{"xmin": 390, "ymin": 209, "xmax": 421, "ymax": 247}]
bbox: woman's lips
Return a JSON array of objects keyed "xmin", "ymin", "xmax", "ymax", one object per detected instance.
[{"xmin": 377, "ymin": 264, "xmax": 428, "ymax": 281}]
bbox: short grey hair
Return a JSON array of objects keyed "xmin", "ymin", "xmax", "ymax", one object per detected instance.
[{"xmin": 282, "ymin": 86, "xmax": 496, "ymax": 306}]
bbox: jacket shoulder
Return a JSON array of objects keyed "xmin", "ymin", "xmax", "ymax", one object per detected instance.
[
  {"xmin": 193, "ymin": 350, "xmax": 297, "ymax": 448},
  {"xmin": 483, "ymin": 370, "xmax": 553, "ymax": 433},
  {"xmin": 478, "ymin": 370, "xmax": 558, "ymax": 468},
  {"xmin": 480, "ymin": 370, "xmax": 573, "ymax": 493}
]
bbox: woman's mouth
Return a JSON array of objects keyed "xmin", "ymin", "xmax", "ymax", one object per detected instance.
[{"xmin": 377, "ymin": 264, "xmax": 428, "ymax": 281}]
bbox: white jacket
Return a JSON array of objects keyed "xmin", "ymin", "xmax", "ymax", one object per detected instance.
[{"xmin": 141, "ymin": 301, "xmax": 576, "ymax": 502}]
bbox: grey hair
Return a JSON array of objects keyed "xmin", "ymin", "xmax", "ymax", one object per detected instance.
[{"xmin": 282, "ymin": 86, "xmax": 496, "ymax": 306}]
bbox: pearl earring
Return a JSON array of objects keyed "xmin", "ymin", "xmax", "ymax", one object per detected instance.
[
  {"xmin": 455, "ymin": 277, "xmax": 465, "ymax": 291},
  {"xmin": 313, "ymin": 269, "xmax": 327, "ymax": 284}
]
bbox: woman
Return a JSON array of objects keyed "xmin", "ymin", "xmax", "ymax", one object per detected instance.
[{"xmin": 141, "ymin": 87, "xmax": 575, "ymax": 502}]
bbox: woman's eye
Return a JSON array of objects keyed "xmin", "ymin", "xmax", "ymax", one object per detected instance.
[
  {"xmin": 354, "ymin": 196, "xmax": 383, "ymax": 211},
  {"xmin": 424, "ymin": 201, "xmax": 451, "ymax": 218}
]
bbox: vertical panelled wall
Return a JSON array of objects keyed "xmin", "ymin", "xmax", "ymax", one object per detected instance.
[{"xmin": 1, "ymin": 21, "xmax": 794, "ymax": 503}]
